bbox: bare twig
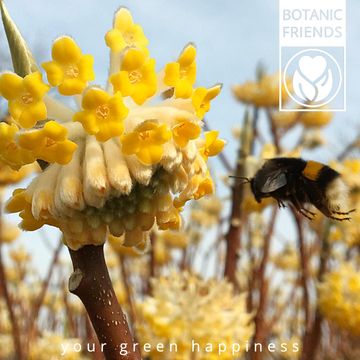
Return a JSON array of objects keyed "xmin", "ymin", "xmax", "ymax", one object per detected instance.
[
  {"xmin": 0, "ymin": 196, "xmax": 24, "ymax": 359},
  {"xmin": 118, "ymin": 254, "xmax": 138, "ymax": 332},
  {"xmin": 250, "ymin": 207, "xmax": 278, "ymax": 360},
  {"xmin": 26, "ymin": 238, "xmax": 63, "ymax": 347},
  {"xmin": 224, "ymin": 110, "xmax": 254, "ymax": 288}
]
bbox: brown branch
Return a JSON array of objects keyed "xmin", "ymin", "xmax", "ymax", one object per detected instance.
[
  {"xmin": 62, "ymin": 282, "xmax": 78, "ymax": 337},
  {"xmin": 266, "ymin": 109, "xmax": 281, "ymax": 153},
  {"xmin": 68, "ymin": 244, "xmax": 142, "ymax": 360},
  {"xmin": 0, "ymin": 196, "xmax": 24, "ymax": 360},
  {"xmin": 145, "ymin": 232, "xmax": 156, "ymax": 295},
  {"xmin": 26, "ymin": 238, "xmax": 62, "ymax": 346},
  {"xmin": 250, "ymin": 207, "xmax": 278, "ymax": 360},
  {"xmin": 224, "ymin": 110, "xmax": 254, "ymax": 288},
  {"xmin": 301, "ymin": 221, "xmax": 332, "ymax": 360},
  {"xmin": 118, "ymin": 254, "xmax": 138, "ymax": 332},
  {"xmin": 266, "ymin": 282, "xmax": 298, "ymax": 331},
  {"xmin": 291, "ymin": 211, "xmax": 313, "ymax": 360}
]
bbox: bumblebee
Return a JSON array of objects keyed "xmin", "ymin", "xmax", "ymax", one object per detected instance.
[{"xmin": 233, "ymin": 157, "xmax": 354, "ymax": 221}]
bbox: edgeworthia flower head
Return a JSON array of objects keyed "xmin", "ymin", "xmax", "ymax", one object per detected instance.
[{"xmin": 1, "ymin": 6, "xmax": 225, "ymax": 250}]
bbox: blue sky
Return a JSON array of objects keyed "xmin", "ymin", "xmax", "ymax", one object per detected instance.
[{"xmin": 1, "ymin": 0, "xmax": 360, "ymax": 273}]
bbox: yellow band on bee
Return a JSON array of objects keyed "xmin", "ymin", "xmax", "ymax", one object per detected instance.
[{"xmin": 302, "ymin": 160, "xmax": 324, "ymax": 181}]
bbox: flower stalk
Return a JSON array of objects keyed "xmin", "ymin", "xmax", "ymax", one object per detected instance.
[{"xmin": 68, "ymin": 244, "xmax": 141, "ymax": 360}]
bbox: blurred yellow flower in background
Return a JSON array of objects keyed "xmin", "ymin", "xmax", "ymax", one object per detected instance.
[
  {"xmin": 137, "ymin": 272, "xmax": 254, "ymax": 359},
  {"xmin": 298, "ymin": 110, "xmax": 333, "ymax": 128},
  {"xmin": 0, "ymin": 220, "xmax": 20, "ymax": 244},
  {"xmin": 318, "ymin": 264, "xmax": 360, "ymax": 336},
  {"xmin": 232, "ymin": 73, "xmax": 291, "ymax": 107}
]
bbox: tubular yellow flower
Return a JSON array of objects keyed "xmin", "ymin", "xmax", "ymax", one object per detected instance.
[
  {"xmin": 18, "ymin": 121, "xmax": 77, "ymax": 165},
  {"xmin": 193, "ymin": 173, "xmax": 214, "ymax": 200},
  {"xmin": 73, "ymin": 87, "xmax": 128, "ymax": 141},
  {"xmin": 110, "ymin": 48, "xmax": 157, "ymax": 105},
  {"xmin": 105, "ymin": 8, "xmax": 148, "ymax": 52},
  {"xmin": 174, "ymin": 169, "xmax": 214, "ymax": 208},
  {"xmin": 192, "ymin": 84, "xmax": 221, "ymax": 119},
  {"xmin": 5, "ymin": 189, "xmax": 53, "ymax": 231},
  {"xmin": 42, "ymin": 36, "xmax": 95, "ymax": 96},
  {"xmin": 172, "ymin": 119, "xmax": 201, "ymax": 148},
  {"xmin": 199, "ymin": 130, "xmax": 226, "ymax": 160},
  {"xmin": 164, "ymin": 44, "xmax": 196, "ymax": 98},
  {"xmin": 0, "ymin": 122, "xmax": 36, "ymax": 169},
  {"xmin": 0, "ymin": 72, "xmax": 49, "ymax": 128},
  {"xmin": 0, "ymin": 160, "xmax": 36, "ymax": 186},
  {"xmin": 121, "ymin": 120, "xmax": 172, "ymax": 165}
]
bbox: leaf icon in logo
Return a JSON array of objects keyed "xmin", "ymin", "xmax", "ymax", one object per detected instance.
[{"xmin": 292, "ymin": 55, "xmax": 333, "ymax": 103}]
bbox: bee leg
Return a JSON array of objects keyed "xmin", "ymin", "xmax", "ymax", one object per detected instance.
[
  {"xmin": 331, "ymin": 209, "xmax": 356, "ymax": 215},
  {"xmin": 290, "ymin": 195, "xmax": 315, "ymax": 220},
  {"xmin": 302, "ymin": 208, "xmax": 316, "ymax": 217},
  {"xmin": 277, "ymin": 200, "xmax": 286, "ymax": 208},
  {"xmin": 299, "ymin": 209, "xmax": 315, "ymax": 220},
  {"xmin": 328, "ymin": 214, "xmax": 352, "ymax": 222}
]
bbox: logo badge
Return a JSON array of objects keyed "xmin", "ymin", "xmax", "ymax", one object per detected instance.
[
  {"xmin": 284, "ymin": 49, "xmax": 342, "ymax": 108},
  {"xmin": 279, "ymin": 0, "xmax": 346, "ymax": 112}
]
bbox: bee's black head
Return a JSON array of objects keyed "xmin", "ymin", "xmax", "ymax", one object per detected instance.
[{"xmin": 249, "ymin": 177, "xmax": 262, "ymax": 203}]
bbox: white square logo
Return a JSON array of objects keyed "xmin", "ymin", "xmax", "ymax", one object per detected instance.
[{"xmin": 279, "ymin": 0, "xmax": 346, "ymax": 111}]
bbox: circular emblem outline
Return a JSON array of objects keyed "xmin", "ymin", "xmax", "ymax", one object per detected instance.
[{"xmin": 283, "ymin": 48, "xmax": 342, "ymax": 108}]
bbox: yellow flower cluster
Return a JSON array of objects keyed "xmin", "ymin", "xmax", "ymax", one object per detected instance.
[
  {"xmin": 272, "ymin": 110, "xmax": 332, "ymax": 129},
  {"xmin": 1, "ymin": 220, "xmax": 20, "ymax": 244},
  {"xmin": 232, "ymin": 73, "xmax": 290, "ymax": 107},
  {"xmin": 328, "ymin": 160, "xmax": 360, "ymax": 246},
  {"xmin": 318, "ymin": 264, "xmax": 360, "ymax": 336},
  {"xmin": 2, "ymin": 8, "xmax": 225, "ymax": 250},
  {"xmin": 29, "ymin": 333, "xmax": 86, "ymax": 360},
  {"xmin": 137, "ymin": 272, "xmax": 254, "ymax": 359},
  {"xmin": 272, "ymin": 246, "xmax": 299, "ymax": 271}
]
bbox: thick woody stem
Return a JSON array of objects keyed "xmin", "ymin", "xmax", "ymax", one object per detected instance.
[{"xmin": 68, "ymin": 244, "xmax": 142, "ymax": 360}]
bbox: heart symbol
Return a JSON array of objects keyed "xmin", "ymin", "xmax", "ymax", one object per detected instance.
[{"xmin": 298, "ymin": 55, "xmax": 327, "ymax": 82}]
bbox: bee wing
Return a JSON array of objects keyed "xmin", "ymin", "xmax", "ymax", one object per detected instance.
[{"xmin": 261, "ymin": 170, "xmax": 287, "ymax": 193}]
